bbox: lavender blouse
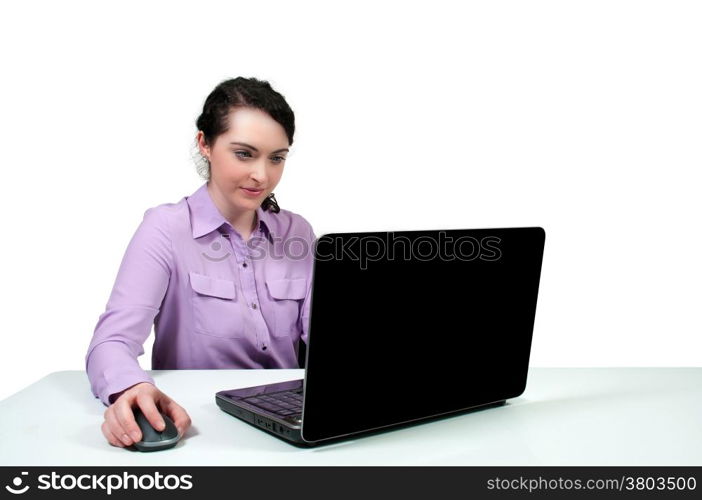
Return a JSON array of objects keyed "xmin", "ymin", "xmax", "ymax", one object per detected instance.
[{"xmin": 85, "ymin": 182, "xmax": 316, "ymax": 405}]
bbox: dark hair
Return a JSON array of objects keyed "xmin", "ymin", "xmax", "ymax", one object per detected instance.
[{"xmin": 194, "ymin": 77, "xmax": 296, "ymax": 213}]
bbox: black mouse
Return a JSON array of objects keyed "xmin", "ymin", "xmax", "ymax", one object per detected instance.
[{"xmin": 131, "ymin": 406, "xmax": 181, "ymax": 451}]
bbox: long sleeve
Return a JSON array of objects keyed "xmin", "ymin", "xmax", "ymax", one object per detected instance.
[
  {"xmin": 299, "ymin": 223, "xmax": 317, "ymax": 346},
  {"xmin": 85, "ymin": 206, "xmax": 173, "ymax": 406}
]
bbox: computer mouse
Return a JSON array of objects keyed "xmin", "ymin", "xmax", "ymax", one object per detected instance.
[{"xmin": 131, "ymin": 406, "xmax": 181, "ymax": 452}]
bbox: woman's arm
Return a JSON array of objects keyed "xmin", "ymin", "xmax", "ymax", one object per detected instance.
[{"xmin": 85, "ymin": 206, "xmax": 174, "ymax": 406}]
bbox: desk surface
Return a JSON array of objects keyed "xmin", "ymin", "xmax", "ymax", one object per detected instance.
[{"xmin": 0, "ymin": 368, "xmax": 700, "ymax": 466}]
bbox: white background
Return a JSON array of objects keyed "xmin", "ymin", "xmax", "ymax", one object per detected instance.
[{"xmin": 0, "ymin": 0, "xmax": 700, "ymax": 402}]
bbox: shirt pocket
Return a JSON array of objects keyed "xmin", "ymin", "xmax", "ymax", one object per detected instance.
[
  {"xmin": 265, "ymin": 277, "xmax": 306, "ymax": 338},
  {"xmin": 189, "ymin": 271, "xmax": 246, "ymax": 339}
]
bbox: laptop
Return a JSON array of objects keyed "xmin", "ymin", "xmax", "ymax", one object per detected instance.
[{"xmin": 216, "ymin": 226, "xmax": 546, "ymax": 447}]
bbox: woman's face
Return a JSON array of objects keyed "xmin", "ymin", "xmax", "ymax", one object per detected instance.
[{"xmin": 198, "ymin": 107, "xmax": 289, "ymax": 213}]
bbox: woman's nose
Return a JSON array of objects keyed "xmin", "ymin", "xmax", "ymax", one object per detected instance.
[{"xmin": 250, "ymin": 160, "xmax": 268, "ymax": 183}]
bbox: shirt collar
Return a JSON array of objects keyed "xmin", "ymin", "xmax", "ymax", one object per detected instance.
[{"xmin": 187, "ymin": 182, "xmax": 275, "ymax": 242}]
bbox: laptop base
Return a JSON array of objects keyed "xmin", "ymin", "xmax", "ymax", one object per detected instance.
[
  {"xmin": 215, "ymin": 393, "xmax": 313, "ymax": 447},
  {"xmin": 216, "ymin": 390, "xmax": 507, "ymax": 447}
]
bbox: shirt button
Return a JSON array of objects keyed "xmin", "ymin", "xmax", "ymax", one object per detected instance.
[
  {"xmin": 242, "ymin": 262, "xmax": 247, "ymax": 268},
  {"xmin": 252, "ymin": 303, "xmax": 257, "ymax": 309},
  {"xmin": 262, "ymin": 345, "xmax": 267, "ymax": 350}
]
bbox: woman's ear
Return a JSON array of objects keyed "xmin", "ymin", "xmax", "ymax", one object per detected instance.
[{"xmin": 196, "ymin": 131, "xmax": 210, "ymax": 158}]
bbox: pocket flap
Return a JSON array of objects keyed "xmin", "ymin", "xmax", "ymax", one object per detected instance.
[
  {"xmin": 189, "ymin": 271, "xmax": 237, "ymax": 299},
  {"xmin": 266, "ymin": 277, "xmax": 307, "ymax": 300}
]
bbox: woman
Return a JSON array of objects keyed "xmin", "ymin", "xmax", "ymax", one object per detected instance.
[{"xmin": 86, "ymin": 77, "xmax": 316, "ymax": 448}]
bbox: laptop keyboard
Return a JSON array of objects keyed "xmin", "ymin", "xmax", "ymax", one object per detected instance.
[{"xmin": 242, "ymin": 388, "xmax": 303, "ymax": 417}]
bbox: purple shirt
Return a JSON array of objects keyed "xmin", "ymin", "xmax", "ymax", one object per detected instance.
[{"xmin": 85, "ymin": 182, "xmax": 316, "ymax": 406}]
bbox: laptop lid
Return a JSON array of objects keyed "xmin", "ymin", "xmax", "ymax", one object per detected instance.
[{"xmin": 300, "ymin": 226, "xmax": 545, "ymax": 443}]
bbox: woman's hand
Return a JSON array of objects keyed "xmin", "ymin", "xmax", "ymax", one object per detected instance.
[{"xmin": 101, "ymin": 382, "xmax": 192, "ymax": 448}]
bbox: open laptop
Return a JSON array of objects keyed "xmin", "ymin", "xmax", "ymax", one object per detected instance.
[{"xmin": 216, "ymin": 226, "xmax": 546, "ymax": 447}]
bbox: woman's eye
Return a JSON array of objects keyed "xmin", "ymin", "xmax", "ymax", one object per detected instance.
[{"xmin": 234, "ymin": 151, "xmax": 286, "ymax": 163}]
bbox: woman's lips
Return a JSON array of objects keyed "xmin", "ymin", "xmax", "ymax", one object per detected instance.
[{"xmin": 241, "ymin": 187, "xmax": 264, "ymax": 196}]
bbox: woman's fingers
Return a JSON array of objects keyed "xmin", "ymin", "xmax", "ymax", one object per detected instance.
[
  {"xmin": 114, "ymin": 398, "xmax": 148, "ymax": 443},
  {"xmin": 101, "ymin": 421, "xmax": 124, "ymax": 448},
  {"xmin": 136, "ymin": 392, "xmax": 166, "ymax": 432},
  {"xmin": 102, "ymin": 411, "xmax": 131, "ymax": 446},
  {"xmin": 160, "ymin": 398, "xmax": 192, "ymax": 436}
]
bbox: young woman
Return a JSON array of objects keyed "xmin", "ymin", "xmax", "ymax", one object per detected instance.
[{"xmin": 86, "ymin": 77, "xmax": 316, "ymax": 448}]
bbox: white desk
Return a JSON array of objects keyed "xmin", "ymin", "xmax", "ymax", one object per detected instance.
[{"xmin": 0, "ymin": 368, "xmax": 700, "ymax": 466}]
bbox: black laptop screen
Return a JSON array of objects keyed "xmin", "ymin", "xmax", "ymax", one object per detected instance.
[{"xmin": 301, "ymin": 227, "xmax": 545, "ymax": 443}]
